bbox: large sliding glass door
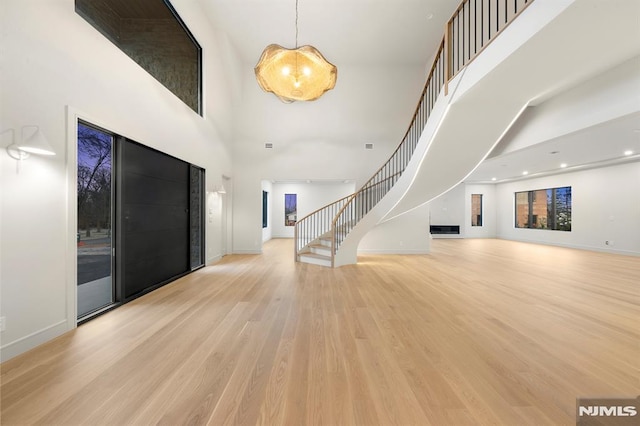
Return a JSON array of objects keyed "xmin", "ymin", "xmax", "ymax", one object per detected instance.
[
  {"xmin": 77, "ymin": 121, "xmax": 205, "ymax": 321},
  {"xmin": 77, "ymin": 122, "xmax": 114, "ymax": 318}
]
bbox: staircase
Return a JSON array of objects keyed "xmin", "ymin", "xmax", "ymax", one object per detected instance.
[
  {"xmin": 295, "ymin": 0, "xmax": 640, "ymax": 267},
  {"xmin": 298, "ymin": 235, "xmax": 332, "ymax": 267}
]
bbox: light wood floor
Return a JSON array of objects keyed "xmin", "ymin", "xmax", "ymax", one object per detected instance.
[{"xmin": 1, "ymin": 239, "xmax": 639, "ymax": 425}]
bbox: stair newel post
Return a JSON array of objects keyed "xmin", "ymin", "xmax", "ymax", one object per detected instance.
[
  {"xmin": 294, "ymin": 221, "xmax": 298, "ymax": 262},
  {"xmin": 331, "ymin": 208, "xmax": 339, "ymax": 268}
]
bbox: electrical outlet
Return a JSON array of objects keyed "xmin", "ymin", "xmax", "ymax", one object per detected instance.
[{"xmin": 0, "ymin": 316, "xmax": 6, "ymax": 332}]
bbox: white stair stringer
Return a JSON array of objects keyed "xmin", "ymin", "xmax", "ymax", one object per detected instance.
[
  {"xmin": 333, "ymin": 0, "xmax": 640, "ymax": 267},
  {"xmin": 333, "ymin": 88, "xmax": 453, "ymax": 267}
]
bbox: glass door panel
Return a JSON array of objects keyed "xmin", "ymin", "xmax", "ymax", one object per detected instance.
[{"xmin": 77, "ymin": 122, "xmax": 114, "ymax": 318}]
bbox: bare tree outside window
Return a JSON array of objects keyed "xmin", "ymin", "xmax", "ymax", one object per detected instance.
[{"xmin": 78, "ymin": 124, "xmax": 112, "ymax": 238}]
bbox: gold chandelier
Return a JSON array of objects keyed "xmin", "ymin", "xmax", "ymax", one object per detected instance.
[{"xmin": 255, "ymin": 0, "xmax": 337, "ymax": 103}]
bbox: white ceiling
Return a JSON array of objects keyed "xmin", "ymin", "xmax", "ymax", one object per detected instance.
[
  {"xmin": 466, "ymin": 112, "xmax": 640, "ymax": 184},
  {"xmin": 198, "ymin": 0, "xmax": 459, "ymax": 66},
  {"xmin": 197, "ymin": 0, "xmax": 640, "ymax": 186}
]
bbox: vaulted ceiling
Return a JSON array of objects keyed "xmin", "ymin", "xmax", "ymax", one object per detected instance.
[
  {"xmin": 199, "ymin": 0, "xmax": 459, "ymax": 67},
  {"xmin": 196, "ymin": 0, "xmax": 640, "ymax": 185}
]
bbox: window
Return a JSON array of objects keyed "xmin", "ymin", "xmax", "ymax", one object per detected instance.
[
  {"xmin": 262, "ymin": 191, "xmax": 268, "ymax": 228},
  {"xmin": 76, "ymin": 0, "xmax": 202, "ymax": 114},
  {"xmin": 471, "ymin": 194, "xmax": 483, "ymax": 226},
  {"xmin": 285, "ymin": 194, "xmax": 297, "ymax": 226},
  {"xmin": 515, "ymin": 186, "xmax": 571, "ymax": 231}
]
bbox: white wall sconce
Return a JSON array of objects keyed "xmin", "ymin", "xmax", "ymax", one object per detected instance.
[{"xmin": 3, "ymin": 126, "xmax": 56, "ymax": 160}]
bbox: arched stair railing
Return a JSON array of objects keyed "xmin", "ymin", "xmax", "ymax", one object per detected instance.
[{"xmin": 295, "ymin": 0, "xmax": 534, "ymax": 266}]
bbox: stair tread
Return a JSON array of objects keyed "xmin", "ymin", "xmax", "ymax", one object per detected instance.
[
  {"xmin": 300, "ymin": 252, "xmax": 331, "ymax": 260},
  {"xmin": 309, "ymin": 243, "xmax": 331, "ymax": 249}
]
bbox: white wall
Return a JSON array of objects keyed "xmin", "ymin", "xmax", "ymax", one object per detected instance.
[
  {"xmin": 428, "ymin": 163, "xmax": 640, "ymax": 254},
  {"xmin": 269, "ymin": 182, "xmax": 355, "ymax": 239},
  {"xmin": 261, "ymin": 180, "xmax": 273, "ymax": 242},
  {"xmin": 0, "ymin": 0, "xmax": 239, "ymax": 360},
  {"xmin": 464, "ymin": 184, "xmax": 497, "ymax": 238},
  {"xmin": 496, "ymin": 162, "xmax": 640, "ymax": 255},
  {"xmin": 427, "ymin": 183, "xmax": 465, "ymax": 238},
  {"xmin": 359, "ymin": 204, "xmax": 431, "ymax": 254},
  {"xmin": 206, "ymin": 189, "xmax": 226, "ymax": 264}
]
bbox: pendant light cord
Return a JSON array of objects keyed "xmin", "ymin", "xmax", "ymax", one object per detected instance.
[{"xmin": 295, "ymin": 0, "xmax": 299, "ymax": 48}]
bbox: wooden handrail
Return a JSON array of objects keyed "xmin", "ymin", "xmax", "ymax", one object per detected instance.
[
  {"xmin": 358, "ymin": 40, "xmax": 445, "ymax": 194},
  {"xmin": 295, "ymin": 0, "xmax": 535, "ymax": 265},
  {"xmin": 297, "ymin": 193, "xmax": 353, "ymax": 223}
]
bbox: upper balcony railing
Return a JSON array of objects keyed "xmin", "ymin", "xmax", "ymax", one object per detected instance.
[
  {"xmin": 295, "ymin": 0, "xmax": 534, "ymax": 266},
  {"xmin": 447, "ymin": 0, "xmax": 533, "ymax": 86}
]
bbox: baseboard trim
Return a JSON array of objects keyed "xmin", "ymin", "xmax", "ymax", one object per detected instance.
[
  {"xmin": 1, "ymin": 319, "xmax": 69, "ymax": 362},
  {"xmin": 206, "ymin": 254, "xmax": 223, "ymax": 265},
  {"xmin": 496, "ymin": 236, "xmax": 640, "ymax": 256},
  {"xmin": 357, "ymin": 249, "xmax": 431, "ymax": 255},
  {"xmin": 232, "ymin": 250, "xmax": 262, "ymax": 255}
]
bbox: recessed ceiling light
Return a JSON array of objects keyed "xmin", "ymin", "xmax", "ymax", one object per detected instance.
[
  {"xmin": 426, "ymin": 13, "xmax": 434, "ymax": 20},
  {"xmin": 624, "ymin": 150, "xmax": 633, "ymax": 156},
  {"xmin": 522, "ymin": 171, "xmax": 528, "ymax": 175},
  {"xmin": 550, "ymin": 150, "xmax": 560, "ymax": 155},
  {"xmin": 560, "ymin": 163, "xmax": 567, "ymax": 168},
  {"xmin": 491, "ymin": 177, "xmax": 497, "ymax": 181}
]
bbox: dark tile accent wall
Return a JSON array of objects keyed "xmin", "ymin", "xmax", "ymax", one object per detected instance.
[{"xmin": 120, "ymin": 18, "xmax": 199, "ymax": 112}]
